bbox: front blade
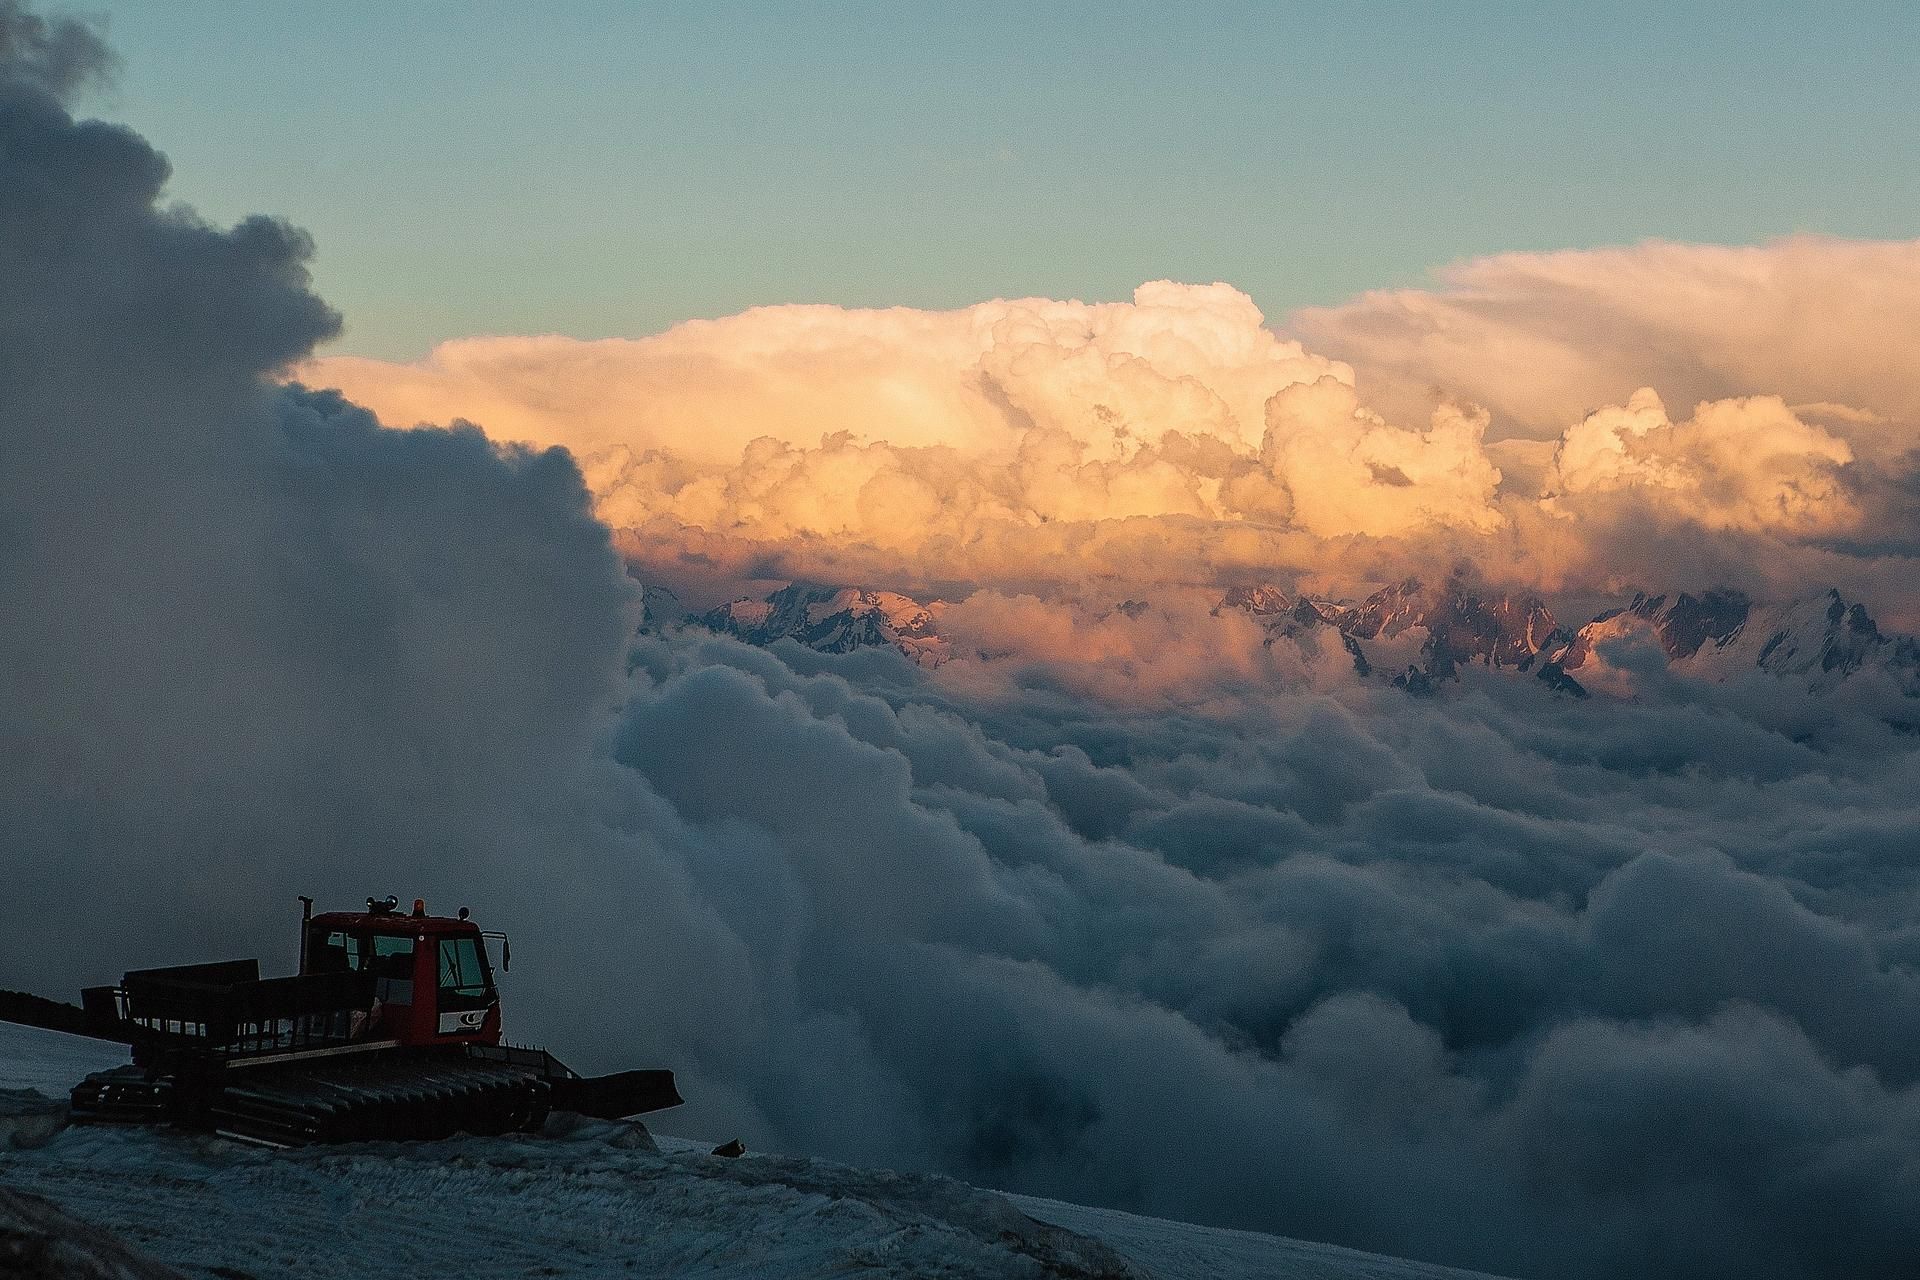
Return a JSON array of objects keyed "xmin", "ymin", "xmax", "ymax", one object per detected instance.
[{"xmin": 549, "ymin": 1068, "xmax": 683, "ymax": 1118}]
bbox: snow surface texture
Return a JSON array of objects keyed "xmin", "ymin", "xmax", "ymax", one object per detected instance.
[
  {"xmin": 0, "ymin": 1187, "xmax": 186, "ymax": 1280},
  {"xmin": 0, "ymin": 1024, "xmax": 1502, "ymax": 1280}
]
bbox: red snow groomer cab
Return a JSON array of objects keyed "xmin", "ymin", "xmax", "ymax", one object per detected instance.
[
  {"xmin": 302, "ymin": 898, "xmax": 508, "ymax": 1047},
  {"xmin": 0, "ymin": 895, "xmax": 681, "ymax": 1148}
]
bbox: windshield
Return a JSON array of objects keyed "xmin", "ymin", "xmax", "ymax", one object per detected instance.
[{"xmin": 437, "ymin": 936, "xmax": 493, "ymax": 1010}]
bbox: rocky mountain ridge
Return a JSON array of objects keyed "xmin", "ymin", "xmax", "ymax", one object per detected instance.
[
  {"xmin": 652, "ymin": 583, "xmax": 951, "ymax": 667},
  {"xmin": 639, "ymin": 577, "xmax": 1920, "ymax": 701},
  {"xmin": 1222, "ymin": 577, "xmax": 1920, "ymax": 700}
]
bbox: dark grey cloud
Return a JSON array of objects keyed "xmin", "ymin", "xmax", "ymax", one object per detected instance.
[
  {"xmin": 0, "ymin": 0, "xmax": 112, "ymax": 102},
  {"xmin": 4, "ymin": 9, "xmax": 1920, "ymax": 1280},
  {"xmin": 0, "ymin": 7, "xmax": 634, "ymax": 988},
  {"xmin": 604, "ymin": 635, "xmax": 1920, "ymax": 1279}
]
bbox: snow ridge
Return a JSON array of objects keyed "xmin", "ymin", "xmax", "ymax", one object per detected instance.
[{"xmin": 1, "ymin": 1024, "xmax": 1509, "ymax": 1280}]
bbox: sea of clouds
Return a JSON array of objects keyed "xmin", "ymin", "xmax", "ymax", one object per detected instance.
[{"xmin": 4, "ymin": 7, "xmax": 1919, "ymax": 1279}]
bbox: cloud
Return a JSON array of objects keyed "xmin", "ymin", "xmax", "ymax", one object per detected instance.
[
  {"xmin": 1263, "ymin": 376, "xmax": 1505, "ymax": 538},
  {"xmin": 318, "ymin": 281, "xmax": 1519, "ymax": 591},
  {"xmin": 613, "ymin": 633, "xmax": 1920, "ymax": 1280},
  {"xmin": 1544, "ymin": 387, "xmax": 1859, "ymax": 534},
  {"xmin": 310, "ymin": 280, "xmax": 1345, "ymax": 467},
  {"xmin": 1291, "ymin": 235, "xmax": 1920, "ymax": 450},
  {"xmin": 307, "ymin": 241, "xmax": 1919, "ymax": 607},
  {"xmin": 0, "ymin": 0, "xmax": 113, "ymax": 99},
  {"xmin": 310, "ymin": 283, "xmax": 1514, "ymax": 565},
  {"xmin": 0, "ymin": 1, "xmax": 640, "ymax": 992}
]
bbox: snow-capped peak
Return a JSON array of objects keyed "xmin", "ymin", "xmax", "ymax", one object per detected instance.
[{"xmin": 698, "ymin": 583, "xmax": 950, "ymax": 666}]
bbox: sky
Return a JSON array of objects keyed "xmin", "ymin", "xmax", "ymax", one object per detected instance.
[
  {"xmin": 83, "ymin": 0, "xmax": 1920, "ymax": 359},
  {"xmin": 7, "ymin": 8, "xmax": 1920, "ymax": 1280}
]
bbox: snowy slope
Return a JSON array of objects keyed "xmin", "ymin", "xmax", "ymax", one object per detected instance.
[
  {"xmin": 695, "ymin": 583, "xmax": 952, "ymax": 667},
  {"xmin": 0, "ymin": 1023, "xmax": 1506, "ymax": 1280}
]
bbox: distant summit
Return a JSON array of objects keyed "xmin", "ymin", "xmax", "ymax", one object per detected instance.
[
  {"xmin": 684, "ymin": 583, "xmax": 950, "ymax": 667},
  {"xmin": 1324, "ymin": 577, "xmax": 1568, "ymax": 684}
]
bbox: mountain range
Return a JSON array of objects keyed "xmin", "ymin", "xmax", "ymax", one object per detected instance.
[
  {"xmin": 638, "ymin": 577, "xmax": 1920, "ymax": 705},
  {"xmin": 647, "ymin": 583, "xmax": 951, "ymax": 668}
]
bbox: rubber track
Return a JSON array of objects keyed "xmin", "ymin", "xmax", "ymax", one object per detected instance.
[{"xmin": 207, "ymin": 1056, "xmax": 551, "ymax": 1146}]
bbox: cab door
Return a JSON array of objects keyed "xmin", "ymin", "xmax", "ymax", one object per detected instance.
[{"xmin": 433, "ymin": 933, "xmax": 496, "ymax": 1037}]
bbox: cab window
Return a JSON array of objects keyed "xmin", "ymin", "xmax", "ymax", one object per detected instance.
[
  {"xmin": 308, "ymin": 930, "xmax": 414, "ymax": 975},
  {"xmin": 370, "ymin": 935, "xmax": 415, "ymax": 977},
  {"xmin": 308, "ymin": 929, "xmax": 361, "ymax": 973}
]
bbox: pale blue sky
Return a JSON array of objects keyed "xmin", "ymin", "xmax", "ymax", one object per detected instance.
[{"xmin": 78, "ymin": 1, "xmax": 1920, "ymax": 359}]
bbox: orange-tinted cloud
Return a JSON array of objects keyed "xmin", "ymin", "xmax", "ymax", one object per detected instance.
[
  {"xmin": 1292, "ymin": 235, "xmax": 1920, "ymax": 450},
  {"xmin": 312, "ymin": 282, "xmax": 1343, "ymax": 466},
  {"xmin": 304, "ymin": 243, "xmax": 1917, "ymax": 612},
  {"xmin": 1544, "ymin": 388, "xmax": 1857, "ymax": 534}
]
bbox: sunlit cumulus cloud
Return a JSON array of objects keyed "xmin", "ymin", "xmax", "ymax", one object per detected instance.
[
  {"xmin": 315, "ymin": 281, "xmax": 1343, "ymax": 465},
  {"xmin": 309, "ymin": 288, "xmax": 1525, "ymax": 562},
  {"xmin": 1543, "ymin": 387, "xmax": 1858, "ymax": 534},
  {"xmin": 307, "ymin": 243, "xmax": 1916, "ymax": 607},
  {"xmin": 311, "ymin": 281, "xmax": 1422, "ymax": 582},
  {"xmin": 1293, "ymin": 235, "xmax": 1920, "ymax": 445},
  {"xmin": 1264, "ymin": 377, "xmax": 1504, "ymax": 537}
]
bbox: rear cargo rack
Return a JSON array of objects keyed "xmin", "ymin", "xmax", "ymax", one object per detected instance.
[{"xmin": 86, "ymin": 961, "xmax": 381, "ymax": 1063}]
